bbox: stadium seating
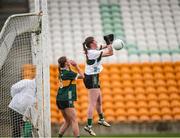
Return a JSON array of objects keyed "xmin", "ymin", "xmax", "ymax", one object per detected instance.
[{"xmin": 27, "ymin": 0, "xmax": 180, "ymax": 64}]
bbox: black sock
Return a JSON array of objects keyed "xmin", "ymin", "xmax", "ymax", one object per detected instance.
[
  {"xmin": 58, "ymin": 133, "xmax": 63, "ymax": 138},
  {"xmin": 99, "ymin": 113, "xmax": 104, "ymax": 120}
]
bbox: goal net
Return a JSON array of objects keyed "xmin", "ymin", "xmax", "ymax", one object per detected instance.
[{"xmin": 0, "ymin": 13, "xmax": 51, "ymax": 137}]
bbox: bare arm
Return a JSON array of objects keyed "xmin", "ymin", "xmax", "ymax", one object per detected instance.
[
  {"xmin": 70, "ymin": 60, "xmax": 84, "ymax": 79},
  {"xmin": 102, "ymin": 44, "xmax": 114, "ymax": 57},
  {"xmin": 75, "ymin": 65, "xmax": 84, "ymax": 79}
]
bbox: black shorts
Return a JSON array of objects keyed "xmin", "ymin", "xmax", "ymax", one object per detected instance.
[
  {"xmin": 56, "ymin": 100, "xmax": 74, "ymax": 110},
  {"xmin": 83, "ymin": 73, "xmax": 100, "ymax": 89}
]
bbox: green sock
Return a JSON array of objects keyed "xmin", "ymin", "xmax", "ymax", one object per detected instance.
[
  {"xmin": 87, "ymin": 118, "xmax": 92, "ymax": 126},
  {"xmin": 99, "ymin": 113, "xmax": 104, "ymax": 120}
]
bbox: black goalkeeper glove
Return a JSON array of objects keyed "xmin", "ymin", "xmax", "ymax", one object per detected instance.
[{"xmin": 103, "ymin": 34, "xmax": 114, "ymax": 45}]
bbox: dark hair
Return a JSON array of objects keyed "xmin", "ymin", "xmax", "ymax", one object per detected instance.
[
  {"xmin": 83, "ymin": 36, "xmax": 94, "ymax": 59},
  {"xmin": 58, "ymin": 56, "xmax": 67, "ymax": 72}
]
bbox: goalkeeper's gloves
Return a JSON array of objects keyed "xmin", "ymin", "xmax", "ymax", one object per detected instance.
[{"xmin": 103, "ymin": 34, "xmax": 114, "ymax": 45}]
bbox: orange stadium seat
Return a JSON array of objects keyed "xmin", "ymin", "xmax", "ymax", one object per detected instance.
[
  {"xmin": 133, "ymin": 80, "xmax": 144, "ymax": 87},
  {"xmin": 148, "ymin": 100, "xmax": 159, "ymax": 108},
  {"xmin": 136, "ymin": 93, "xmax": 147, "ymax": 101},
  {"xmin": 165, "ymin": 72, "xmax": 176, "ymax": 80},
  {"xmin": 113, "ymin": 94, "xmax": 125, "ymax": 101},
  {"xmin": 170, "ymin": 93, "xmax": 180, "ymax": 101},
  {"xmin": 158, "ymin": 93, "xmax": 169, "ymax": 101},
  {"xmin": 163, "ymin": 65, "xmax": 174, "ymax": 73},
  {"xmin": 147, "ymin": 93, "xmax": 158, "ymax": 101},
  {"xmin": 80, "ymin": 102, "xmax": 88, "ymax": 111},
  {"xmin": 150, "ymin": 107, "xmax": 161, "ymax": 121},
  {"xmin": 144, "ymin": 80, "xmax": 154, "ymax": 87},
  {"xmin": 50, "ymin": 89, "xmax": 57, "ymax": 97},
  {"xmin": 101, "ymin": 87, "xmax": 112, "ymax": 95},
  {"xmin": 135, "ymin": 87, "xmax": 146, "ymax": 94},
  {"xmin": 172, "ymin": 107, "xmax": 180, "ymax": 120},
  {"xmin": 121, "ymin": 73, "xmax": 131, "ymax": 80},
  {"xmin": 174, "ymin": 65, "xmax": 180, "ymax": 73},
  {"xmin": 120, "ymin": 67, "xmax": 131, "ymax": 74},
  {"xmin": 159, "ymin": 100, "xmax": 170, "ymax": 108},
  {"xmin": 143, "ymin": 73, "xmax": 154, "ymax": 80},
  {"xmin": 124, "ymin": 87, "xmax": 134, "ymax": 94},
  {"xmin": 51, "ymin": 110, "xmax": 59, "ymax": 119},
  {"xmin": 125, "ymin": 101, "xmax": 137, "ymax": 109},
  {"xmin": 101, "ymin": 80, "xmax": 111, "ymax": 88},
  {"xmin": 111, "ymin": 81, "xmax": 122, "ymax": 88},
  {"xmin": 78, "ymin": 89, "xmax": 87, "ymax": 96},
  {"xmin": 99, "ymin": 74, "xmax": 109, "ymax": 80},
  {"xmin": 155, "ymin": 80, "xmax": 166, "ymax": 87},
  {"xmin": 137, "ymin": 101, "xmax": 148, "ymax": 108},
  {"xmin": 104, "ymin": 109, "xmax": 115, "ymax": 117},
  {"xmin": 50, "ymin": 97, "xmax": 56, "ymax": 104},
  {"xmin": 154, "ymin": 72, "xmax": 165, "ymax": 80},
  {"xmin": 102, "ymin": 95, "xmax": 113, "ymax": 102},
  {"xmin": 110, "ymin": 74, "xmax": 121, "ymax": 81},
  {"xmin": 103, "ymin": 101, "xmax": 114, "ymax": 109},
  {"xmin": 175, "ymin": 72, "xmax": 180, "ymax": 80},
  {"xmin": 79, "ymin": 95, "xmax": 88, "ymax": 103},
  {"xmin": 161, "ymin": 107, "xmax": 173, "ymax": 121},
  {"xmin": 145, "ymin": 86, "xmax": 156, "ymax": 94},
  {"xmin": 171, "ymin": 100, "xmax": 180, "ymax": 108},
  {"xmin": 115, "ymin": 108, "xmax": 126, "ymax": 118},
  {"xmin": 109, "ymin": 67, "xmax": 120, "ymax": 74},
  {"xmin": 156, "ymin": 86, "xmax": 168, "ymax": 94},
  {"xmin": 127, "ymin": 108, "xmax": 138, "ymax": 122},
  {"xmin": 125, "ymin": 94, "xmax": 136, "ymax": 102},
  {"xmin": 132, "ymin": 73, "xmax": 143, "ymax": 81},
  {"xmin": 142, "ymin": 66, "xmax": 152, "ymax": 74},
  {"xmin": 112, "ymin": 88, "xmax": 124, "ymax": 96},
  {"xmin": 152, "ymin": 66, "xmax": 163, "ymax": 73},
  {"xmin": 131, "ymin": 66, "xmax": 142, "ymax": 74},
  {"xmin": 167, "ymin": 86, "xmax": 179, "ymax": 94},
  {"xmin": 122, "ymin": 80, "xmax": 133, "ymax": 88},
  {"xmin": 138, "ymin": 108, "xmax": 150, "ymax": 122},
  {"xmin": 177, "ymin": 80, "xmax": 180, "ymax": 89},
  {"xmin": 51, "ymin": 104, "xmax": 58, "ymax": 111},
  {"xmin": 115, "ymin": 101, "xmax": 125, "ymax": 109}
]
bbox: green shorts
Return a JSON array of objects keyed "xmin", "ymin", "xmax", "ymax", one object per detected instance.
[{"xmin": 56, "ymin": 100, "xmax": 74, "ymax": 110}]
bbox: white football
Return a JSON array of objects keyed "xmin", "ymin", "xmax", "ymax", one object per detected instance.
[{"xmin": 112, "ymin": 39, "xmax": 124, "ymax": 50}]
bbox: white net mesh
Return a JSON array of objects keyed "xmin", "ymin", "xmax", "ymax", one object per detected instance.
[{"xmin": 0, "ymin": 13, "xmax": 41, "ymax": 137}]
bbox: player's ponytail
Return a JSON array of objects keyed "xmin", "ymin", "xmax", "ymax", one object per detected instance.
[{"xmin": 83, "ymin": 36, "xmax": 94, "ymax": 60}]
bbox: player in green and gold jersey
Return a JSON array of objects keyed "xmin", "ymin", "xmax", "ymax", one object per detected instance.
[{"xmin": 56, "ymin": 56, "xmax": 84, "ymax": 138}]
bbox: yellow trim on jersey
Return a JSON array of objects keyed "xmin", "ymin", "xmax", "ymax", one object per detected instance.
[{"xmin": 61, "ymin": 80, "xmax": 76, "ymax": 87}]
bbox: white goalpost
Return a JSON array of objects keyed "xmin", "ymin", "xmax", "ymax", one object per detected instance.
[{"xmin": 0, "ymin": 0, "xmax": 51, "ymax": 137}]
